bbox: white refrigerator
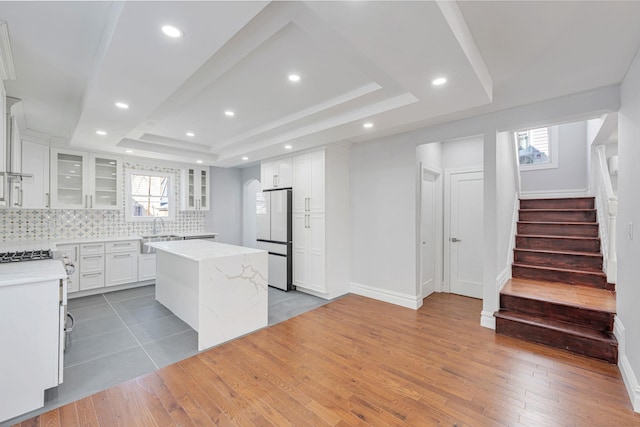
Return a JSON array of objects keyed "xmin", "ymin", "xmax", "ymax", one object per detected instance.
[{"xmin": 256, "ymin": 189, "xmax": 292, "ymax": 291}]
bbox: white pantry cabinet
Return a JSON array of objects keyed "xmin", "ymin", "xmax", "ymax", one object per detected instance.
[
  {"xmin": 291, "ymin": 146, "xmax": 349, "ymax": 299},
  {"xmin": 292, "ymin": 150, "xmax": 324, "ymax": 213},
  {"xmin": 181, "ymin": 166, "xmax": 209, "ymax": 211},
  {"xmin": 105, "ymin": 240, "xmax": 138, "ymax": 286},
  {"xmin": 261, "ymin": 158, "xmax": 292, "ymax": 190},
  {"xmin": 50, "ymin": 148, "xmax": 122, "ymax": 209}
]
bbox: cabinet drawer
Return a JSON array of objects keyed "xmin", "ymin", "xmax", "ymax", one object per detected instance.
[
  {"xmin": 80, "ymin": 243, "xmax": 105, "ymax": 255},
  {"xmin": 80, "ymin": 254, "xmax": 104, "ymax": 272},
  {"xmin": 56, "ymin": 244, "xmax": 78, "ymax": 263},
  {"xmin": 80, "ymin": 271, "xmax": 104, "ymax": 290},
  {"xmin": 105, "ymin": 240, "xmax": 138, "ymax": 253}
]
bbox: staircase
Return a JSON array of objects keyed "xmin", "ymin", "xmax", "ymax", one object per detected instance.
[{"xmin": 495, "ymin": 197, "xmax": 618, "ymax": 363}]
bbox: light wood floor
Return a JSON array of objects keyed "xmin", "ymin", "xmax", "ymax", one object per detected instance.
[{"xmin": 16, "ymin": 293, "xmax": 640, "ymax": 426}]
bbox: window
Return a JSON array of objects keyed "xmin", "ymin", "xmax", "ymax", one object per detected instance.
[
  {"xmin": 125, "ymin": 170, "xmax": 175, "ymax": 221},
  {"xmin": 515, "ymin": 126, "xmax": 558, "ymax": 170}
]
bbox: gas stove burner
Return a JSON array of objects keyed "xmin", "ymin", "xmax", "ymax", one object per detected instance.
[{"xmin": 0, "ymin": 249, "xmax": 53, "ymax": 263}]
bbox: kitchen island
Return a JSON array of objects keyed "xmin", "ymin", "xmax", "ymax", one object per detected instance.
[{"xmin": 145, "ymin": 240, "xmax": 268, "ymax": 351}]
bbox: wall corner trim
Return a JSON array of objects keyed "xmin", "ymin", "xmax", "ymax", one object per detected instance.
[
  {"xmin": 349, "ymin": 282, "xmax": 423, "ymax": 310},
  {"xmin": 614, "ymin": 316, "xmax": 640, "ymax": 413},
  {"xmin": 481, "ymin": 310, "xmax": 496, "ymax": 330}
]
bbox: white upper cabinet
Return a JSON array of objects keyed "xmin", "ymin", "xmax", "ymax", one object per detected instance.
[
  {"xmin": 50, "ymin": 148, "xmax": 122, "ymax": 209},
  {"xmin": 181, "ymin": 166, "xmax": 209, "ymax": 211},
  {"xmin": 261, "ymin": 158, "xmax": 292, "ymax": 190},
  {"xmin": 292, "ymin": 150, "xmax": 324, "ymax": 213},
  {"xmin": 20, "ymin": 141, "xmax": 50, "ymax": 209}
]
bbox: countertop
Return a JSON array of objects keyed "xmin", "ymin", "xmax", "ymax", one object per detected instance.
[
  {"xmin": 0, "ymin": 259, "xmax": 67, "ymax": 287},
  {"xmin": 0, "ymin": 232, "xmax": 219, "ymax": 252},
  {"xmin": 146, "ymin": 240, "xmax": 264, "ymax": 261}
]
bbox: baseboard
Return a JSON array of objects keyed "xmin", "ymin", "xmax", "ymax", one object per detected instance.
[
  {"xmin": 614, "ymin": 316, "xmax": 640, "ymax": 412},
  {"xmin": 349, "ymin": 282, "xmax": 423, "ymax": 310},
  {"xmin": 520, "ymin": 188, "xmax": 590, "ymax": 199},
  {"xmin": 496, "ymin": 267, "xmax": 511, "ymax": 291},
  {"xmin": 481, "ymin": 310, "xmax": 496, "ymax": 330}
]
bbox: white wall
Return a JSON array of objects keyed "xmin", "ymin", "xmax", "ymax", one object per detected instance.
[
  {"xmin": 442, "ymin": 135, "xmax": 483, "ymax": 170},
  {"xmin": 495, "ymin": 131, "xmax": 519, "ymax": 285},
  {"xmin": 242, "ymin": 165, "xmax": 261, "ymax": 248},
  {"xmin": 520, "ymin": 121, "xmax": 589, "ymax": 195},
  {"xmin": 207, "ymin": 166, "xmax": 242, "ymax": 245},
  {"xmin": 349, "ymin": 85, "xmax": 619, "ymax": 323},
  {"xmin": 617, "ymin": 50, "xmax": 640, "ymax": 412}
]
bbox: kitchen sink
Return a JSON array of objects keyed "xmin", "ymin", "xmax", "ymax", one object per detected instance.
[{"xmin": 140, "ymin": 235, "xmax": 182, "ymax": 254}]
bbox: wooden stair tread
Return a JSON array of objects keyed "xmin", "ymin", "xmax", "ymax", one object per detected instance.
[
  {"xmin": 518, "ymin": 221, "xmax": 598, "ymax": 225},
  {"xmin": 512, "ymin": 263, "xmax": 606, "ymax": 276},
  {"xmin": 520, "ymin": 209, "xmax": 596, "ymax": 212},
  {"xmin": 520, "ymin": 197, "xmax": 594, "ymax": 201},
  {"xmin": 501, "ymin": 278, "xmax": 616, "ymax": 313},
  {"xmin": 494, "ymin": 310, "xmax": 617, "ymax": 342},
  {"xmin": 514, "ymin": 248, "xmax": 602, "ymax": 257},
  {"xmin": 516, "ymin": 234, "xmax": 600, "ymax": 241}
]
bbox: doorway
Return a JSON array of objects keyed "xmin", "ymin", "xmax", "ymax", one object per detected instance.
[
  {"xmin": 445, "ymin": 168, "xmax": 484, "ymax": 299},
  {"xmin": 419, "ymin": 164, "xmax": 442, "ymax": 298}
]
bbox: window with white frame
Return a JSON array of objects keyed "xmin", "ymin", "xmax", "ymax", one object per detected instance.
[
  {"xmin": 515, "ymin": 126, "xmax": 558, "ymax": 170},
  {"xmin": 125, "ymin": 170, "xmax": 175, "ymax": 221}
]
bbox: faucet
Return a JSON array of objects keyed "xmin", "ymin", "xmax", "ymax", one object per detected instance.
[{"xmin": 152, "ymin": 217, "xmax": 164, "ymax": 235}]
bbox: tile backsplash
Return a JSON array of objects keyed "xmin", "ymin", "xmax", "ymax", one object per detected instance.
[{"xmin": 0, "ymin": 161, "xmax": 208, "ymax": 242}]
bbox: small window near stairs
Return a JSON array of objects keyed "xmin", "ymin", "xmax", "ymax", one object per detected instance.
[{"xmin": 515, "ymin": 126, "xmax": 558, "ymax": 170}]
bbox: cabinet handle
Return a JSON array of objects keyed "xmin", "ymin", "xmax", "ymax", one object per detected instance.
[
  {"xmin": 82, "ymin": 272, "xmax": 102, "ymax": 278},
  {"xmin": 273, "ymin": 175, "xmax": 276, "ymax": 187},
  {"xmin": 90, "ymin": 195, "xmax": 93, "ymax": 208},
  {"xmin": 75, "ymin": 247, "xmax": 78, "ymax": 261},
  {"xmin": 305, "ymin": 214, "xmax": 309, "ymax": 229},
  {"xmin": 84, "ymin": 244, "xmax": 103, "ymax": 248},
  {"xmin": 19, "ymin": 189, "xmax": 23, "ymax": 207},
  {"xmin": 85, "ymin": 195, "xmax": 88, "ymax": 208},
  {"xmin": 46, "ymin": 193, "xmax": 50, "ymax": 208},
  {"xmin": 112, "ymin": 243, "xmax": 132, "ymax": 247},
  {"xmin": 83, "ymin": 255, "xmax": 102, "ymax": 259},
  {"xmin": 113, "ymin": 254, "xmax": 132, "ymax": 259}
]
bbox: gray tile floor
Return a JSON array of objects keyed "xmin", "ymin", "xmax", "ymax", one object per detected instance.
[{"xmin": 3, "ymin": 285, "xmax": 330, "ymax": 426}]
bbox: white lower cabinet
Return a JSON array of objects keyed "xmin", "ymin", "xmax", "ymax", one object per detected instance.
[
  {"xmin": 105, "ymin": 240, "xmax": 138, "ymax": 287},
  {"xmin": 79, "ymin": 243, "xmax": 105, "ymax": 291},
  {"xmin": 56, "ymin": 244, "xmax": 79, "ymax": 293},
  {"xmin": 138, "ymin": 254, "xmax": 156, "ymax": 281}
]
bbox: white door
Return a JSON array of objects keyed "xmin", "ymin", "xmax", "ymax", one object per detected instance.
[
  {"xmin": 293, "ymin": 213, "xmax": 308, "ymax": 286},
  {"xmin": 420, "ymin": 167, "xmax": 438, "ymax": 298},
  {"xmin": 449, "ymin": 171, "xmax": 483, "ymax": 299}
]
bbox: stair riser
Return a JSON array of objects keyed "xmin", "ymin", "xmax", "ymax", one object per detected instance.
[
  {"xmin": 520, "ymin": 198, "xmax": 595, "ymax": 210},
  {"xmin": 512, "ymin": 265, "xmax": 607, "ymax": 289},
  {"xmin": 516, "ymin": 236, "xmax": 601, "ymax": 253},
  {"xmin": 496, "ymin": 317, "xmax": 617, "ymax": 363},
  {"xmin": 519, "ymin": 211, "xmax": 596, "ymax": 223},
  {"xmin": 517, "ymin": 223, "xmax": 599, "ymax": 237},
  {"xmin": 500, "ymin": 294, "xmax": 614, "ymax": 331},
  {"xmin": 514, "ymin": 251, "xmax": 603, "ymax": 272}
]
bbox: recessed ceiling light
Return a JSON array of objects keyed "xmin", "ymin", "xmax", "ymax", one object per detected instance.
[
  {"xmin": 162, "ymin": 25, "xmax": 182, "ymax": 38},
  {"xmin": 125, "ymin": 149, "xmax": 133, "ymax": 154},
  {"xmin": 432, "ymin": 77, "xmax": 447, "ymax": 86},
  {"xmin": 242, "ymin": 156, "xmax": 249, "ymax": 161},
  {"xmin": 363, "ymin": 122, "xmax": 373, "ymax": 129},
  {"xmin": 115, "ymin": 102, "xmax": 129, "ymax": 109},
  {"xmin": 186, "ymin": 132, "xmax": 195, "ymax": 137},
  {"xmin": 196, "ymin": 160, "xmax": 203, "ymax": 164},
  {"xmin": 224, "ymin": 110, "xmax": 235, "ymax": 117},
  {"xmin": 284, "ymin": 145, "xmax": 292, "ymax": 149},
  {"xmin": 288, "ymin": 74, "xmax": 301, "ymax": 82},
  {"xmin": 96, "ymin": 130, "xmax": 107, "ymax": 136}
]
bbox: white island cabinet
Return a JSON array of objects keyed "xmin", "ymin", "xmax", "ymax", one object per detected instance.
[{"xmin": 146, "ymin": 240, "xmax": 268, "ymax": 351}]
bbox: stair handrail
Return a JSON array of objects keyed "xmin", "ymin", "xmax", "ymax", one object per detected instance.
[{"xmin": 595, "ymin": 144, "xmax": 617, "ymax": 283}]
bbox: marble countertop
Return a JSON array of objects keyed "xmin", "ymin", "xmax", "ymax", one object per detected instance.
[
  {"xmin": 0, "ymin": 232, "xmax": 219, "ymax": 252},
  {"xmin": 0, "ymin": 259, "xmax": 67, "ymax": 287},
  {"xmin": 147, "ymin": 240, "xmax": 264, "ymax": 261}
]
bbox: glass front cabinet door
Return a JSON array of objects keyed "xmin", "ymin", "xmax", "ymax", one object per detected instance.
[{"xmin": 181, "ymin": 166, "xmax": 209, "ymax": 211}]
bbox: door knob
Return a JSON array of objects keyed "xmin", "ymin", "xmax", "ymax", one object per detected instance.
[{"xmin": 450, "ymin": 237, "xmax": 461, "ymax": 242}]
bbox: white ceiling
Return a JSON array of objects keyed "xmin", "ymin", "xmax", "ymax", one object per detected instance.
[{"xmin": 1, "ymin": 1, "xmax": 640, "ymax": 167}]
